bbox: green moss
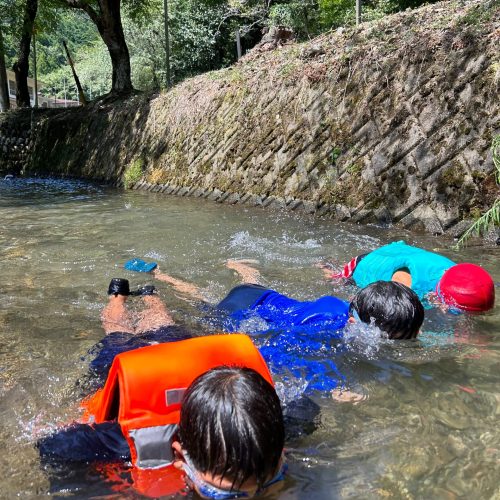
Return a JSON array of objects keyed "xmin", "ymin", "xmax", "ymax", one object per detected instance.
[
  {"xmin": 471, "ymin": 170, "xmax": 486, "ymax": 181},
  {"xmin": 228, "ymin": 68, "xmax": 244, "ymax": 84},
  {"xmin": 469, "ymin": 206, "xmax": 483, "ymax": 219},
  {"xmin": 441, "ymin": 163, "xmax": 464, "ymax": 188},
  {"xmin": 279, "ymin": 61, "xmax": 299, "ymax": 78},
  {"xmin": 347, "ymin": 162, "xmax": 362, "ymax": 176},
  {"xmin": 123, "ymin": 157, "xmax": 144, "ymax": 188},
  {"xmin": 330, "ymin": 147, "xmax": 341, "ymax": 165},
  {"xmin": 457, "ymin": 3, "xmax": 492, "ymax": 27},
  {"xmin": 198, "ymin": 162, "xmax": 212, "ymax": 175},
  {"xmin": 488, "ymin": 61, "xmax": 500, "ymax": 81},
  {"xmin": 207, "ymin": 68, "xmax": 230, "ymax": 81}
]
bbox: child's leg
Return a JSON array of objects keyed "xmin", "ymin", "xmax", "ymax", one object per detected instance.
[
  {"xmin": 226, "ymin": 259, "xmax": 262, "ymax": 284},
  {"xmin": 101, "ymin": 295, "xmax": 135, "ymax": 335},
  {"xmin": 135, "ymin": 295, "xmax": 175, "ymax": 334}
]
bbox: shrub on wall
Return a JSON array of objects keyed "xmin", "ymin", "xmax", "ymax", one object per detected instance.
[{"xmin": 123, "ymin": 157, "xmax": 144, "ymax": 188}]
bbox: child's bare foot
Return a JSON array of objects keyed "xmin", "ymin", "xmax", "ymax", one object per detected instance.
[{"xmin": 331, "ymin": 388, "xmax": 367, "ymax": 404}]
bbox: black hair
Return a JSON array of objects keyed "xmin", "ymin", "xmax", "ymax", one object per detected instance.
[
  {"xmin": 350, "ymin": 281, "xmax": 424, "ymax": 340},
  {"xmin": 178, "ymin": 366, "xmax": 284, "ymax": 490}
]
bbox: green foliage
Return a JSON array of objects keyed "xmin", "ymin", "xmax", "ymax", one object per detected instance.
[
  {"xmin": 268, "ymin": 1, "xmax": 320, "ymax": 38},
  {"xmin": 37, "ymin": 0, "xmax": 241, "ymax": 95},
  {"xmin": 123, "ymin": 157, "xmax": 144, "ymax": 188},
  {"xmin": 457, "ymin": 1, "xmax": 494, "ymax": 28},
  {"xmin": 455, "ymin": 135, "xmax": 500, "ymax": 248},
  {"xmin": 318, "ymin": 0, "xmax": 441, "ymax": 30},
  {"xmin": 318, "ymin": 0, "xmax": 356, "ymax": 29},
  {"xmin": 122, "ymin": 13, "xmax": 164, "ymax": 91},
  {"xmin": 40, "ymin": 39, "xmax": 111, "ymax": 100},
  {"xmin": 35, "ymin": 10, "xmax": 99, "ymax": 77},
  {"xmin": 1, "ymin": 0, "xmax": 27, "ymax": 68},
  {"xmin": 3, "ymin": 0, "xmax": 445, "ymax": 99},
  {"xmin": 170, "ymin": 0, "xmax": 233, "ymax": 81}
]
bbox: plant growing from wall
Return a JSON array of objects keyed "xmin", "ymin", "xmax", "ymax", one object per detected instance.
[
  {"xmin": 123, "ymin": 157, "xmax": 144, "ymax": 188},
  {"xmin": 455, "ymin": 135, "xmax": 500, "ymax": 248}
]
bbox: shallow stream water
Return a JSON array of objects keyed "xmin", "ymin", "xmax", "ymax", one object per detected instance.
[{"xmin": 0, "ymin": 178, "xmax": 499, "ymax": 499}]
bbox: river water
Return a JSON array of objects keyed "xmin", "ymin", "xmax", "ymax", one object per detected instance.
[{"xmin": 0, "ymin": 178, "xmax": 498, "ymax": 499}]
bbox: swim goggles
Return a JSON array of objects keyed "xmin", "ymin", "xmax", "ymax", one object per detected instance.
[
  {"xmin": 182, "ymin": 452, "xmax": 287, "ymax": 499},
  {"xmin": 348, "ymin": 304, "xmax": 361, "ymax": 321}
]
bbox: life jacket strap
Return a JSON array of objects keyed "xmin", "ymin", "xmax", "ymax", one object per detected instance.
[{"xmin": 129, "ymin": 424, "xmax": 178, "ymax": 469}]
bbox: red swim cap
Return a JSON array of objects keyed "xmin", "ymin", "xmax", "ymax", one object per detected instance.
[{"xmin": 438, "ymin": 263, "xmax": 495, "ymax": 312}]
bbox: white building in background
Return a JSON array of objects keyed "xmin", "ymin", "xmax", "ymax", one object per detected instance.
[{"xmin": 6, "ymin": 70, "xmax": 79, "ymax": 109}]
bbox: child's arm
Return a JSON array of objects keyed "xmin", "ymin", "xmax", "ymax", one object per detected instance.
[
  {"xmin": 153, "ymin": 268, "xmax": 205, "ymax": 300},
  {"xmin": 390, "ymin": 269, "xmax": 412, "ymax": 287},
  {"xmin": 318, "ymin": 255, "xmax": 368, "ymax": 281},
  {"xmin": 38, "ymin": 422, "xmax": 129, "ymax": 461}
]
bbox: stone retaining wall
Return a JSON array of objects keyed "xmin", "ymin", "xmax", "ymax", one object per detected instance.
[{"xmin": 0, "ymin": 112, "xmax": 34, "ymax": 175}]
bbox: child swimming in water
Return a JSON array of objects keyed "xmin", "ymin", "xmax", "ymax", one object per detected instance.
[
  {"xmin": 148, "ymin": 260, "xmax": 423, "ymax": 396},
  {"xmin": 152, "ymin": 259, "xmax": 424, "ymax": 341},
  {"xmin": 325, "ymin": 241, "xmax": 495, "ymax": 312},
  {"xmin": 39, "ymin": 281, "xmax": 286, "ymax": 499}
]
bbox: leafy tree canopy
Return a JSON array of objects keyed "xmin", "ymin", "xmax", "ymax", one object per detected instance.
[{"xmin": 3, "ymin": 0, "xmax": 438, "ymax": 100}]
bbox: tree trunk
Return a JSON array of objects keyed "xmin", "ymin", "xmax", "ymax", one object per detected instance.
[
  {"xmin": 63, "ymin": 40, "xmax": 87, "ymax": 104},
  {"xmin": 97, "ymin": 0, "xmax": 133, "ymax": 94},
  {"xmin": 13, "ymin": 0, "xmax": 38, "ymax": 108},
  {"xmin": 65, "ymin": 0, "xmax": 133, "ymax": 94},
  {"xmin": 0, "ymin": 28, "xmax": 10, "ymax": 111}
]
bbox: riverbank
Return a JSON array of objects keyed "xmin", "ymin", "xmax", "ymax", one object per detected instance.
[{"xmin": 0, "ymin": 0, "xmax": 498, "ymax": 238}]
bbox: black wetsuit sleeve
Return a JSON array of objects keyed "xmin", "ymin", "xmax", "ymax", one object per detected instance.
[
  {"xmin": 216, "ymin": 284, "xmax": 270, "ymax": 314},
  {"xmin": 38, "ymin": 422, "xmax": 130, "ymax": 463}
]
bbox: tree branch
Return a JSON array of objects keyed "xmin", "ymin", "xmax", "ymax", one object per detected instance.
[
  {"xmin": 216, "ymin": 6, "xmax": 267, "ymax": 36},
  {"xmin": 62, "ymin": 0, "xmax": 101, "ymax": 27}
]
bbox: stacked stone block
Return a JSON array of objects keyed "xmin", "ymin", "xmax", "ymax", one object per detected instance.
[{"xmin": 0, "ymin": 121, "xmax": 33, "ymax": 175}]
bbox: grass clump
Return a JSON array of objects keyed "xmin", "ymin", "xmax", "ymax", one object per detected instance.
[
  {"xmin": 123, "ymin": 158, "xmax": 144, "ymax": 189},
  {"xmin": 455, "ymin": 135, "xmax": 500, "ymax": 247}
]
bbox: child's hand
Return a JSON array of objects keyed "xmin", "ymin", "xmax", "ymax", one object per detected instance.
[
  {"xmin": 331, "ymin": 388, "xmax": 367, "ymax": 404},
  {"xmin": 314, "ymin": 260, "xmax": 336, "ymax": 279}
]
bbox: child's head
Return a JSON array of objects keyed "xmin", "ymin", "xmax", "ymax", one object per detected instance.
[
  {"xmin": 350, "ymin": 281, "xmax": 424, "ymax": 340},
  {"xmin": 174, "ymin": 366, "xmax": 285, "ymax": 498},
  {"xmin": 437, "ymin": 263, "xmax": 495, "ymax": 312}
]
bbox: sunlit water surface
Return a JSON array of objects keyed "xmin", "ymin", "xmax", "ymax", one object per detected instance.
[{"xmin": 0, "ymin": 178, "xmax": 499, "ymax": 499}]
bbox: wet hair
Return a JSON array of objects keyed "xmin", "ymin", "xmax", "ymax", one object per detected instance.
[
  {"xmin": 350, "ymin": 281, "xmax": 424, "ymax": 340},
  {"xmin": 178, "ymin": 366, "xmax": 284, "ymax": 490}
]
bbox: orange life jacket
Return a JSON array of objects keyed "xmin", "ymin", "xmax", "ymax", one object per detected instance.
[{"xmin": 81, "ymin": 333, "xmax": 273, "ymax": 473}]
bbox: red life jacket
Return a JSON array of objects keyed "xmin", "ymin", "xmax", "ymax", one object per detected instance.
[{"xmin": 81, "ymin": 333, "xmax": 273, "ymax": 495}]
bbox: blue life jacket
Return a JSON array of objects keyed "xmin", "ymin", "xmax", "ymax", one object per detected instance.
[
  {"xmin": 245, "ymin": 290, "xmax": 349, "ymax": 329},
  {"xmin": 224, "ymin": 290, "xmax": 350, "ymax": 393},
  {"xmin": 352, "ymin": 241, "xmax": 456, "ymax": 298}
]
